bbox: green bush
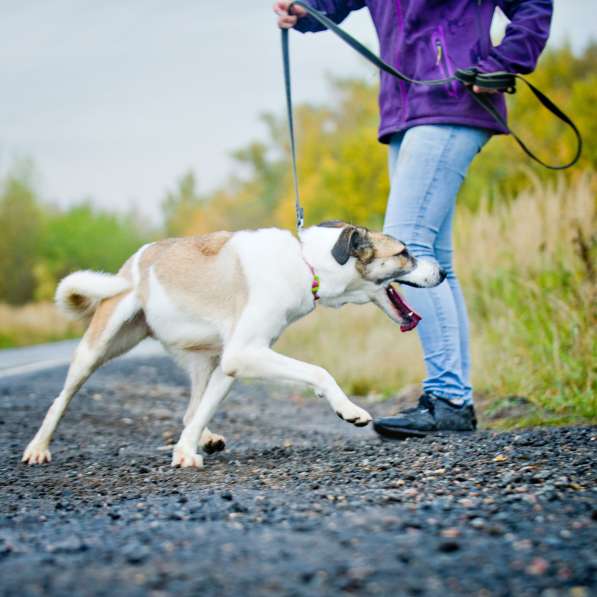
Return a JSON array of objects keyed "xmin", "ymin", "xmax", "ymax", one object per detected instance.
[{"xmin": 0, "ymin": 163, "xmax": 151, "ymax": 304}]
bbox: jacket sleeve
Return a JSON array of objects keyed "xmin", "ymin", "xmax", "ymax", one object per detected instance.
[
  {"xmin": 476, "ymin": 0, "xmax": 553, "ymax": 74},
  {"xmin": 293, "ymin": 0, "xmax": 366, "ymax": 33}
]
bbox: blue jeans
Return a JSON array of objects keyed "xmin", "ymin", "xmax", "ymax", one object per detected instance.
[{"xmin": 384, "ymin": 125, "xmax": 490, "ymax": 405}]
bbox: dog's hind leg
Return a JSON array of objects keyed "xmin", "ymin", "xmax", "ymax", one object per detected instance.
[
  {"xmin": 179, "ymin": 351, "xmax": 226, "ymax": 454},
  {"xmin": 171, "ymin": 365, "xmax": 234, "ymax": 468},
  {"xmin": 22, "ymin": 292, "xmax": 148, "ymax": 465}
]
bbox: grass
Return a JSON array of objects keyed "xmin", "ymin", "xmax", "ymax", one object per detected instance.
[
  {"xmin": 278, "ymin": 302, "xmax": 425, "ymax": 399},
  {"xmin": 279, "ymin": 173, "xmax": 596, "ymax": 426},
  {"xmin": 0, "ymin": 175, "xmax": 594, "ymax": 427},
  {"xmin": 459, "ymin": 173, "xmax": 596, "ymax": 424}
]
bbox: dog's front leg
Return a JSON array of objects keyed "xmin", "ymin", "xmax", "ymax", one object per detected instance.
[{"xmin": 221, "ymin": 346, "xmax": 372, "ymax": 427}]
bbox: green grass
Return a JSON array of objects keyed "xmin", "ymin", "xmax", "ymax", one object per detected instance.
[
  {"xmin": 468, "ymin": 268, "xmax": 596, "ymax": 423},
  {"xmin": 0, "ymin": 330, "xmax": 79, "ymax": 350}
]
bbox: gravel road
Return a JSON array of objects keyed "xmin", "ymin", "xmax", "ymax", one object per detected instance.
[{"xmin": 0, "ymin": 356, "xmax": 595, "ymax": 596}]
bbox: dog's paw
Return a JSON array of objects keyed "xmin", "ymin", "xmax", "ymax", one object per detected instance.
[
  {"xmin": 335, "ymin": 404, "xmax": 372, "ymax": 427},
  {"xmin": 171, "ymin": 445, "xmax": 204, "ymax": 469},
  {"xmin": 22, "ymin": 443, "xmax": 52, "ymax": 465},
  {"xmin": 200, "ymin": 432, "xmax": 226, "ymax": 455}
]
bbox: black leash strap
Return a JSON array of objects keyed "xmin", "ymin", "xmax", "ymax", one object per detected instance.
[
  {"xmin": 461, "ymin": 72, "xmax": 582, "ymax": 170},
  {"xmin": 282, "ymin": 27, "xmax": 304, "ymax": 232},
  {"xmin": 281, "ymin": 0, "xmax": 582, "ymax": 212}
]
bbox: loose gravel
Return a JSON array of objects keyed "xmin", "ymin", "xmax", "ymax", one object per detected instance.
[{"xmin": 0, "ymin": 357, "xmax": 595, "ymax": 596}]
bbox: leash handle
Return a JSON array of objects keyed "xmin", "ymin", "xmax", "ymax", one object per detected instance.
[
  {"xmin": 282, "ymin": 27, "xmax": 304, "ymax": 232},
  {"xmin": 288, "ymin": 0, "xmax": 582, "ymax": 170},
  {"xmin": 454, "ymin": 68, "xmax": 516, "ymax": 93}
]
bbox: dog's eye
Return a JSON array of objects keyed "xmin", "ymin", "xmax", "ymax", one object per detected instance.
[{"xmin": 394, "ymin": 248, "xmax": 409, "ymax": 257}]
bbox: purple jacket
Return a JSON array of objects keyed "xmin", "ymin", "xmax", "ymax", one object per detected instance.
[{"xmin": 295, "ymin": 0, "xmax": 552, "ymax": 142}]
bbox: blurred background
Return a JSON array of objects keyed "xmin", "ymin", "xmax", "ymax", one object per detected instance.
[{"xmin": 0, "ymin": 1, "xmax": 595, "ymax": 426}]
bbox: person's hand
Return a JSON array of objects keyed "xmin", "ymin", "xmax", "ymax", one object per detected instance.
[
  {"xmin": 472, "ymin": 85, "xmax": 498, "ymax": 94},
  {"xmin": 273, "ymin": 1, "xmax": 308, "ymax": 28}
]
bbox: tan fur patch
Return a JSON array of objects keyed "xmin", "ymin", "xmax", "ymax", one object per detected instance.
[
  {"xmin": 68, "ymin": 293, "xmax": 88, "ymax": 310},
  {"xmin": 87, "ymin": 292, "xmax": 130, "ymax": 346},
  {"xmin": 182, "ymin": 342, "xmax": 222, "ymax": 352},
  {"xmin": 136, "ymin": 233, "xmax": 247, "ymax": 334},
  {"xmin": 355, "ymin": 231, "xmax": 411, "ymax": 276},
  {"xmin": 193, "ymin": 232, "xmax": 232, "ymax": 256},
  {"xmin": 137, "ymin": 241, "xmax": 177, "ymax": 304},
  {"xmin": 369, "ymin": 232, "xmax": 406, "ymax": 258}
]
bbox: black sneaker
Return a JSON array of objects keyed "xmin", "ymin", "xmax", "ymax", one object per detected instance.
[{"xmin": 373, "ymin": 393, "xmax": 477, "ymax": 439}]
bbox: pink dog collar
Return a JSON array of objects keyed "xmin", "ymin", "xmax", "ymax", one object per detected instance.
[
  {"xmin": 302, "ymin": 259, "xmax": 320, "ymax": 301},
  {"xmin": 311, "ymin": 272, "xmax": 320, "ymax": 300}
]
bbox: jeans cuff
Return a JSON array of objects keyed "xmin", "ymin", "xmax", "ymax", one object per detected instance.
[{"xmin": 425, "ymin": 390, "xmax": 474, "ymax": 407}]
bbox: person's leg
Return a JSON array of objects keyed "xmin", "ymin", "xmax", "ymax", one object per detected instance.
[
  {"xmin": 434, "ymin": 201, "xmax": 473, "ymax": 403},
  {"xmin": 383, "ymin": 124, "xmax": 489, "ymax": 405},
  {"xmin": 388, "ymin": 130, "xmax": 406, "ymax": 180}
]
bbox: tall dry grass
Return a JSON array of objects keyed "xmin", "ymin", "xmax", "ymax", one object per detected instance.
[
  {"xmin": 0, "ymin": 302, "xmax": 81, "ymax": 348},
  {"xmin": 277, "ymin": 303, "xmax": 425, "ymax": 398},
  {"xmin": 279, "ymin": 174, "xmax": 596, "ymax": 423},
  {"xmin": 458, "ymin": 173, "xmax": 596, "ymax": 422},
  {"xmin": 455, "ymin": 172, "xmax": 595, "ymax": 275}
]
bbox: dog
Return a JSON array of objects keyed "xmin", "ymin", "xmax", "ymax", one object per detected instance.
[{"xmin": 22, "ymin": 221, "xmax": 444, "ymax": 468}]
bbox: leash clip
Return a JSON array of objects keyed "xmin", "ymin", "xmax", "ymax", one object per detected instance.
[{"xmin": 296, "ymin": 206, "xmax": 304, "ymax": 231}]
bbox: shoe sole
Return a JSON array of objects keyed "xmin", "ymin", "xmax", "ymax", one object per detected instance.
[
  {"xmin": 373, "ymin": 423, "xmax": 476, "ymax": 440},
  {"xmin": 373, "ymin": 423, "xmax": 430, "ymax": 440}
]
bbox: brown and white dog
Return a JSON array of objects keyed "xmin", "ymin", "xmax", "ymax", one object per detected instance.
[{"xmin": 22, "ymin": 221, "xmax": 444, "ymax": 468}]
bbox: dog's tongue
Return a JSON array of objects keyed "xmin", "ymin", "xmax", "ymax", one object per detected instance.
[
  {"xmin": 386, "ymin": 285, "xmax": 422, "ymax": 333},
  {"xmin": 400, "ymin": 314, "xmax": 422, "ymax": 333}
]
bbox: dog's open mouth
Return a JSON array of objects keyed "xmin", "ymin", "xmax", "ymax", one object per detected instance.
[{"xmin": 386, "ymin": 284, "xmax": 422, "ymax": 332}]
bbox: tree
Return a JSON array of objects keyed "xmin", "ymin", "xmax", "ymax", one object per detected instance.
[
  {"xmin": 0, "ymin": 164, "xmax": 42, "ymax": 304},
  {"xmin": 162, "ymin": 172, "xmax": 204, "ymax": 236},
  {"xmin": 39, "ymin": 203, "xmax": 148, "ymax": 288},
  {"xmin": 168, "ymin": 43, "xmax": 596, "ymax": 233}
]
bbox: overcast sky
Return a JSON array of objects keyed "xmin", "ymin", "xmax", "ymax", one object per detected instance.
[{"xmin": 0, "ymin": 1, "xmax": 594, "ymax": 221}]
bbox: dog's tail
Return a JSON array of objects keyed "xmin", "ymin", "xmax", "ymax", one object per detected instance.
[{"xmin": 55, "ymin": 271, "xmax": 131, "ymax": 321}]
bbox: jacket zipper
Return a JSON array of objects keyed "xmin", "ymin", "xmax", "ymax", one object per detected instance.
[{"xmin": 475, "ymin": 0, "xmax": 488, "ymax": 60}]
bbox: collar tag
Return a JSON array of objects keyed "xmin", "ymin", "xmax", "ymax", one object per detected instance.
[{"xmin": 311, "ymin": 274, "xmax": 320, "ymax": 301}]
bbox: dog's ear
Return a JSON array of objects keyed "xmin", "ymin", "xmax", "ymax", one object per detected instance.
[{"xmin": 331, "ymin": 226, "xmax": 371, "ymax": 265}]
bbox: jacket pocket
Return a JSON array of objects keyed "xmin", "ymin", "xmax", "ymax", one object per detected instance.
[{"xmin": 432, "ymin": 28, "xmax": 458, "ymax": 97}]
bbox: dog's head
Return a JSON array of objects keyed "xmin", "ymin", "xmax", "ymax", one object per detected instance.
[{"xmin": 317, "ymin": 221, "xmax": 446, "ymax": 331}]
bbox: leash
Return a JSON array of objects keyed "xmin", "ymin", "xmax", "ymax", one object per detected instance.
[
  {"xmin": 281, "ymin": 25, "xmax": 304, "ymax": 232},
  {"xmin": 281, "ymin": 1, "xmax": 583, "ymax": 231}
]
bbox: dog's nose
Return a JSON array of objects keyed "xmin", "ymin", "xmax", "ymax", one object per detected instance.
[{"xmin": 439, "ymin": 268, "xmax": 447, "ymax": 282}]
